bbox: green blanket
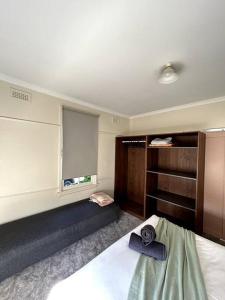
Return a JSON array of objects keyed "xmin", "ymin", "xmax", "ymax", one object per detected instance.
[{"xmin": 128, "ymin": 218, "xmax": 208, "ymax": 300}]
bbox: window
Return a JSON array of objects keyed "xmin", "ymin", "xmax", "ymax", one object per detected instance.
[
  {"xmin": 62, "ymin": 108, "xmax": 98, "ymax": 191},
  {"xmin": 63, "ymin": 175, "xmax": 96, "ymax": 189}
]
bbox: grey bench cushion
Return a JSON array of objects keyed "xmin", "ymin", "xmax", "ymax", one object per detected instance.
[{"xmin": 0, "ymin": 199, "xmax": 120, "ymax": 282}]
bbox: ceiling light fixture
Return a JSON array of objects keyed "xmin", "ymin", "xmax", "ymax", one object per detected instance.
[{"xmin": 158, "ymin": 63, "xmax": 179, "ymax": 84}]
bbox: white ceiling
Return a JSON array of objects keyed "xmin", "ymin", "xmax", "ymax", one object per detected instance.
[{"xmin": 0, "ymin": 0, "xmax": 225, "ymax": 116}]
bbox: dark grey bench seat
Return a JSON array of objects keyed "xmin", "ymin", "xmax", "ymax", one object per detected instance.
[{"xmin": 0, "ymin": 199, "xmax": 120, "ymax": 282}]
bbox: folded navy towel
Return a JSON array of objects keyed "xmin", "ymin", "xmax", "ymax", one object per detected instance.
[
  {"xmin": 129, "ymin": 233, "xmax": 167, "ymax": 261},
  {"xmin": 141, "ymin": 224, "xmax": 156, "ymax": 245}
]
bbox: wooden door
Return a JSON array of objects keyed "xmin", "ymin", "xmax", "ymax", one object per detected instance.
[
  {"xmin": 204, "ymin": 132, "xmax": 225, "ymax": 239},
  {"xmin": 223, "ymin": 154, "xmax": 225, "ymax": 242}
]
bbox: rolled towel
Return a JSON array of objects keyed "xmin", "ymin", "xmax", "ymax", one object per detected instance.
[
  {"xmin": 141, "ymin": 224, "xmax": 156, "ymax": 246},
  {"xmin": 129, "ymin": 233, "xmax": 167, "ymax": 261}
]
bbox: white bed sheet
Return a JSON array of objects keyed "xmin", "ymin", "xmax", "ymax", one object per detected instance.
[{"xmin": 48, "ymin": 215, "xmax": 225, "ymax": 300}]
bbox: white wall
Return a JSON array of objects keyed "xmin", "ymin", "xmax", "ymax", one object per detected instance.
[
  {"xmin": 130, "ymin": 100, "xmax": 225, "ymax": 134},
  {"xmin": 0, "ymin": 80, "xmax": 129, "ymax": 224}
]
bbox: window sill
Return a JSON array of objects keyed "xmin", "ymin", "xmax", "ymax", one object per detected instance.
[{"xmin": 58, "ymin": 183, "xmax": 98, "ymax": 196}]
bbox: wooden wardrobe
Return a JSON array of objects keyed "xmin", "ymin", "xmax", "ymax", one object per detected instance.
[
  {"xmin": 204, "ymin": 132, "xmax": 225, "ymax": 241},
  {"xmin": 114, "ymin": 131, "xmax": 205, "ymax": 233}
]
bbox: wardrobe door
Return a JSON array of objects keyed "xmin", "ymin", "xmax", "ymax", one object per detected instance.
[
  {"xmin": 223, "ymin": 166, "xmax": 225, "ymax": 242},
  {"xmin": 204, "ymin": 132, "xmax": 225, "ymax": 239}
]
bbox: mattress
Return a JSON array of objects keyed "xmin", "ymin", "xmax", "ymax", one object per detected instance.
[
  {"xmin": 47, "ymin": 215, "xmax": 225, "ymax": 300},
  {"xmin": 0, "ymin": 200, "xmax": 120, "ymax": 282}
]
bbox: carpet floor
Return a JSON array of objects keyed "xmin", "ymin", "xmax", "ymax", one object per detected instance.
[{"xmin": 0, "ymin": 212, "xmax": 141, "ymax": 300}]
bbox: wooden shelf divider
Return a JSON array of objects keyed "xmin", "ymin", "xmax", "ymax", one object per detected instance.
[
  {"xmin": 146, "ymin": 190, "xmax": 195, "ymax": 211},
  {"xmin": 147, "ymin": 146, "xmax": 197, "ymax": 149},
  {"xmin": 147, "ymin": 169, "xmax": 196, "ymax": 180}
]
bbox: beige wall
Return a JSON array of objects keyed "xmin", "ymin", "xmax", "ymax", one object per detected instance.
[
  {"xmin": 130, "ymin": 100, "xmax": 225, "ymax": 134},
  {"xmin": 0, "ymin": 80, "xmax": 129, "ymax": 224},
  {"xmin": 2, "ymin": 76, "xmax": 225, "ymax": 225}
]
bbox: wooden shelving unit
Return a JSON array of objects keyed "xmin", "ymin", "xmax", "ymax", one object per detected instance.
[{"xmin": 114, "ymin": 131, "xmax": 205, "ymax": 232}]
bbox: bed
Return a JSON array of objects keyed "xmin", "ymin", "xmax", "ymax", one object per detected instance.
[{"xmin": 48, "ymin": 215, "xmax": 225, "ymax": 300}]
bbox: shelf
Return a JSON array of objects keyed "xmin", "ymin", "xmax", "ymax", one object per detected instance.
[
  {"xmin": 154, "ymin": 211, "xmax": 195, "ymax": 230},
  {"xmin": 120, "ymin": 200, "xmax": 144, "ymax": 219},
  {"xmin": 147, "ymin": 146, "xmax": 197, "ymax": 149},
  {"xmin": 147, "ymin": 169, "xmax": 196, "ymax": 180},
  {"xmin": 146, "ymin": 190, "xmax": 195, "ymax": 211}
]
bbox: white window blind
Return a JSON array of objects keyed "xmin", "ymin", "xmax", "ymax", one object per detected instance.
[{"xmin": 62, "ymin": 108, "xmax": 98, "ymax": 180}]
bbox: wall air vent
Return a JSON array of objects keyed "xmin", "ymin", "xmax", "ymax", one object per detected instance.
[{"xmin": 10, "ymin": 88, "xmax": 32, "ymax": 103}]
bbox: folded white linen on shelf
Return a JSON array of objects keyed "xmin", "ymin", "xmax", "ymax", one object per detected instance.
[{"xmin": 150, "ymin": 137, "xmax": 173, "ymax": 145}]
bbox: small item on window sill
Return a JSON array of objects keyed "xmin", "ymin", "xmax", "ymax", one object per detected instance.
[{"xmin": 90, "ymin": 192, "xmax": 114, "ymax": 207}]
